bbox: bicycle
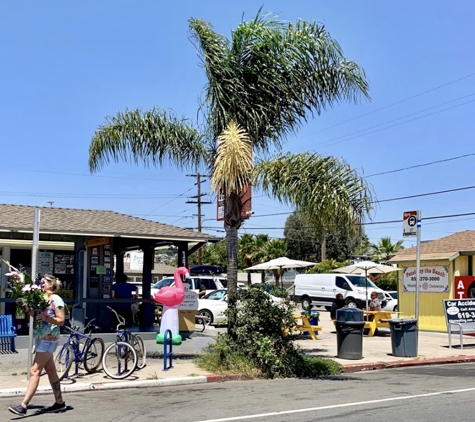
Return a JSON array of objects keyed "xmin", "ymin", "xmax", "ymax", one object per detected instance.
[
  {"xmin": 54, "ymin": 319, "xmax": 105, "ymax": 381},
  {"xmin": 101, "ymin": 306, "xmax": 146, "ymax": 379}
]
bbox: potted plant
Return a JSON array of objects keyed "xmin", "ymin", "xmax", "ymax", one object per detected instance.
[{"xmin": 301, "ymin": 304, "xmax": 320, "ymax": 326}]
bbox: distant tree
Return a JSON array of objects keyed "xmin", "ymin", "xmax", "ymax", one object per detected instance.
[
  {"xmin": 370, "ymin": 237, "xmax": 404, "ymax": 263},
  {"xmin": 283, "ymin": 213, "xmax": 318, "ymax": 262},
  {"xmin": 238, "ymin": 233, "xmax": 270, "ymax": 283},
  {"xmin": 284, "ymin": 212, "xmax": 366, "ymax": 262},
  {"xmin": 307, "ymin": 259, "xmax": 351, "ymax": 274},
  {"xmin": 189, "ymin": 241, "xmax": 227, "ymax": 270},
  {"xmin": 261, "ymin": 239, "xmax": 288, "ymax": 288}
]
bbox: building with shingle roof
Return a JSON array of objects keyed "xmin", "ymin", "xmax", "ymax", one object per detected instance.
[
  {"xmin": 0, "ymin": 203, "xmax": 220, "ymax": 331},
  {"xmin": 388, "ymin": 231, "xmax": 475, "ymax": 333}
]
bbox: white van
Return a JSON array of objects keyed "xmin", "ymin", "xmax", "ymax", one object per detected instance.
[{"xmin": 294, "ymin": 273, "xmax": 385, "ymax": 310}]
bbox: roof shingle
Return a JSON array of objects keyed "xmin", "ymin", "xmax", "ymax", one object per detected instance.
[
  {"xmin": 388, "ymin": 230, "xmax": 475, "ymax": 262},
  {"xmin": 0, "ymin": 203, "xmax": 219, "ymax": 242}
]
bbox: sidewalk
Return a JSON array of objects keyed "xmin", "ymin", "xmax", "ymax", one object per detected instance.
[{"xmin": 1, "ymin": 312, "xmax": 475, "ymax": 398}]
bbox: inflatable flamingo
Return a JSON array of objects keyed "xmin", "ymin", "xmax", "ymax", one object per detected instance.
[{"xmin": 154, "ymin": 267, "xmax": 189, "ymax": 344}]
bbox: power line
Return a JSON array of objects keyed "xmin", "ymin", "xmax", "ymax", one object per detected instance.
[
  {"xmin": 202, "ymin": 211, "xmax": 475, "ymax": 232},
  {"xmin": 366, "ymin": 152, "xmax": 475, "ymax": 178},
  {"xmin": 377, "ymin": 185, "xmax": 475, "ymax": 203},
  {"xmin": 311, "ymin": 98, "xmax": 475, "ymax": 149},
  {"xmin": 288, "ymin": 71, "xmax": 475, "ymax": 143}
]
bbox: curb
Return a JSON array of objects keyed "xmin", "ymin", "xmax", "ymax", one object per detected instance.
[
  {"xmin": 3, "ymin": 356, "xmax": 475, "ymax": 398},
  {"xmin": 0, "ymin": 373, "xmax": 248, "ymax": 398},
  {"xmin": 342, "ymin": 355, "xmax": 475, "ymax": 373}
]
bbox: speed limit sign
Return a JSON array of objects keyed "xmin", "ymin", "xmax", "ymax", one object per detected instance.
[{"xmin": 403, "ymin": 211, "xmax": 418, "ymax": 237}]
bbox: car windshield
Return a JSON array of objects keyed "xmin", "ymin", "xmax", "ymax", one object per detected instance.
[
  {"xmin": 152, "ymin": 278, "xmax": 174, "ymax": 289},
  {"xmin": 389, "ymin": 292, "xmax": 398, "ymax": 299},
  {"xmin": 346, "ymin": 275, "xmax": 377, "ymax": 288},
  {"xmin": 203, "ymin": 289, "xmax": 227, "ymax": 300}
]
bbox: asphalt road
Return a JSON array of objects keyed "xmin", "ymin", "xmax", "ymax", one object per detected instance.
[{"xmin": 2, "ymin": 363, "xmax": 475, "ymax": 421}]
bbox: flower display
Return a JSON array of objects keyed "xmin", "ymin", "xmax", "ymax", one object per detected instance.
[{"xmin": 3, "ymin": 260, "xmax": 49, "ymax": 324}]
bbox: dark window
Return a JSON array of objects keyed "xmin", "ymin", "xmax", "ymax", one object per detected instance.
[{"xmin": 336, "ymin": 276, "xmax": 352, "ymax": 290}]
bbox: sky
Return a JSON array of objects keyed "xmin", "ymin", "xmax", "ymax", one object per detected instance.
[{"xmin": 1, "ymin": 1, "xmax": 474, "ymax": 252}]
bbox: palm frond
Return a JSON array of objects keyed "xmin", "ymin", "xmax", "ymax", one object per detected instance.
[
  {"xmin": 254, "ymin": 153, "xmax": 374, "ymax": 232},
  {"xmin": 196, "ymin": 12, "xmax": 369, "ymax": 151},
  {"xmin": 88, "ymin": 108, "xmax": 208, "ymax": 172}
]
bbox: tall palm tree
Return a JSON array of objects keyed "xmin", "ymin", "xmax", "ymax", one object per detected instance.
[
  {"xmin": 261, "ymin": 239, "xmax": 288, "ymax": 288},
  {"xmin": 369, "ymin": 236, "xmax": 405, "ymax": 263},
  {"xmin": 88, "ymin": 10, "xmax": 374, "ymax": 335}
]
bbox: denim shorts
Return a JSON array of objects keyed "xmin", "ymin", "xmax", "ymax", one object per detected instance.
[{"xmin": 35, "ymin": 339, "xmax": 59, "ymax": 354}]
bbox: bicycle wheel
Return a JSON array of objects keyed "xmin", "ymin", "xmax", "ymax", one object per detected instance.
[
  {"xmin": 83, "ymin": 338, "xmax": 105, "ymax": 373},
  {"xmin": 102, "ymin": 341, "xmax": 137, "ymax": 380},
  {"xmin": 131, "ymin": 334, "xmax": 146, "ymax": 369},
  {"xmin": 54, "ymin": 344, "xmax": 74, "ymax": 381}
]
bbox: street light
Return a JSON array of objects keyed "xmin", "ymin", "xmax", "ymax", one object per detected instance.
[{"xmin": 27, "ymin": 201, "xmax": 53, "ymax": 379}]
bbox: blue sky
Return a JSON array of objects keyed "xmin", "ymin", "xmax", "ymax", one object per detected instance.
[{"xmin": 1, "ymin": 1, "xmax": 474, "ymax": 250}]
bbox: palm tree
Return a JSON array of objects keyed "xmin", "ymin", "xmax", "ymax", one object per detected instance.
[
  {"xmin": 261, "ymin": 239, "xmax": 288, "ymax": 288},
  {"xmin": 88, "ymin": 10, "xmax": 374, "ymax": 336},
  {"xmin": 369, "ymin": 237, "xmax": 405, "ymax": 263}
]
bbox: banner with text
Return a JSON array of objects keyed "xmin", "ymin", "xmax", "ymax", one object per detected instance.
[{"xmin": 402, "ymin": 265, "xmax": 449, "ymax": 293}]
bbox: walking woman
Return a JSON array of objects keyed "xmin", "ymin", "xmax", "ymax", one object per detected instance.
[{"xmin": 8, "ymin": 275, "xmax": 67, "ymax": 416}]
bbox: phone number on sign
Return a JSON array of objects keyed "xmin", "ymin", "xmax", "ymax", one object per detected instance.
[
  {"xmin": 457, "ymin": 312, "xmax": 475, "ymax": 319},
  {"xmin": 410, "ymin": 276, "xmax": 441, "ymax": 282}
]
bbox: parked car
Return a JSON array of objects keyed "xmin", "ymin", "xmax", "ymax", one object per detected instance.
[
  {"xmin": 381, "ymin": 291, "xmax": 398, "ymax": 311},
  {"xmin": 197, "ymin": 288, "xmax": 287, "ymax": 325},
  {"xmin": 150, "ymin": 275, "xmax": 226, "ymax": 298}
]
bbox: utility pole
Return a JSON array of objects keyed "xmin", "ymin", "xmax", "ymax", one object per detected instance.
[{"xmin": 186, "ymin": 173, "xmax": 212, "ymax": 264}]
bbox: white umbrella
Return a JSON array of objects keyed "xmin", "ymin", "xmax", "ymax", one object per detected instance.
[
  {"xmin": 245, "ymin": 257, "xmax": 318, "ymax": 288},
  {"xmin": 332, "ymin": 260, "xmax": 401, "ymax": 308}
]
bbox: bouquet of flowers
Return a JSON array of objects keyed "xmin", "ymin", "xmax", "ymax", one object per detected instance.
[{"xmin": 4, "ymin": 261, "xmax": 49, "ymax": 326}]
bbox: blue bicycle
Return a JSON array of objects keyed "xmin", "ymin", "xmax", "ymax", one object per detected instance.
[
  {"xmin": 101, "ymin": 306, "xmax": 146, "ymax": 379},
  {"xmin": 54, "ymin": 319, "xmax": 105, "ymax": 381}
]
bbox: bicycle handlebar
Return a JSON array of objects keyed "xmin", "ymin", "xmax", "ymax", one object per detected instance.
[{"xmin": 107, "ymin": 305, "xmax": 126, "ymax": 330}]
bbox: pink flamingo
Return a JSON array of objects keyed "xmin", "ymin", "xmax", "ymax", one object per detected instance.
[{"xmin": 153, "ymin": 267, "xmax": 188, "ymax": 307}]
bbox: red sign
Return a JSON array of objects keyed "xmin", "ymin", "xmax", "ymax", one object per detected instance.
[
  {"xmin": 455, "ymin": 276, "xmax": 475, "ymax": 299},
  {"xmin": 216, "ymin": 185, "xmax": 252, "ymax": 221}
]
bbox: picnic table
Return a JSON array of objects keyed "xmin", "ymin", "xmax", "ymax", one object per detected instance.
[
  {"xmin": 289, "ymin": 314, "xmax": 322, "ymax": 340},
  {"xmin": 363, "ymin": 310, "xmax": 400, "ymax": 337}
]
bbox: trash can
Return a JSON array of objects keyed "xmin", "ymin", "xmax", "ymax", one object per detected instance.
[
  {"xmin": 389, "ymin": 318, "xmax": 418, "ymax": 357},
  {"xmin": 335, "ymin": 308, "xmax": 365, "ymax": 360}
]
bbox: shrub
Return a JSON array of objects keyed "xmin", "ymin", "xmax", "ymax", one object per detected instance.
[{"xmin": 195, "ymin": 286, "xmax": 341, "ymax": 378}]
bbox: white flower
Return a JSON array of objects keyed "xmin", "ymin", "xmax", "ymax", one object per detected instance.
[
  {"xmin": 31, "ymin": 284, "xmax": 40, "ymax": 290},
  {"xmin": 22, "ymin": 285, "xmax": 32, "ymax": 292},
  {"xmin": 6, "ymin": 271, "xmax": 25, "ymax": 282}
]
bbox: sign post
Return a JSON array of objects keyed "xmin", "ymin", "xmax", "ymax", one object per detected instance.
[{"xmin": 403, "ymin": 210, "xmax": 421, "ymax": 319}]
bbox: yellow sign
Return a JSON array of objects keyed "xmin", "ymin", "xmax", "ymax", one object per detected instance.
[{"xmin": 85, "ymin": 237, "xmax": 109, "ymax": 247}]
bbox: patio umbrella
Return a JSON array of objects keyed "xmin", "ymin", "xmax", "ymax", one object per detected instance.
[
  {"xmin": 245, "ymin": 257, "xmax": 318, "ymax": 288},
  {"xmin": 332, "ymin": 260, "xmax": 401, "ymax": 308}
]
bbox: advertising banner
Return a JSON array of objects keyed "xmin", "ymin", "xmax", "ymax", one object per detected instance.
[{"xmin": 402, "ymin": 265, "xmax": 449, "ymax": 293}]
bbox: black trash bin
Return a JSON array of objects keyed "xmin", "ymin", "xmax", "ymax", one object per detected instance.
[
  {"xmin": 335, "ymin": 308, "xmax": 365, "ymax": 360},
  {"xmin": 389, "ymin": 318, "xmax": 418, "ymax": 357}
]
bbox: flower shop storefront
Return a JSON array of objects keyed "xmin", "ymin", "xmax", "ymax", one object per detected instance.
[{"xmin": 0, "ymin": 204, "xmax": 218, "ymax": 333}]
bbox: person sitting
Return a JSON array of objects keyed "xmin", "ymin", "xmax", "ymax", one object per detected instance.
[
  {"xmin": 369, "ymin": 291, "xmax": 381, "ymax": 311},
  {"xmin": 330, "ymin": 293, "xmax": 346, "ymax": 320}
]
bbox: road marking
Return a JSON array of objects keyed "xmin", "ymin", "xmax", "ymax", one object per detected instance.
[{"xmin": 195, "ymin": 387, "xmax": 475, "ymax": 422}]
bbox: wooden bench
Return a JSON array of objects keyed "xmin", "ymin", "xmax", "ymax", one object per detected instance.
[
  {"xmin": 0, "ymin": 314, "xmax": 17, "ymax": 353},
  {"xmin": 447, "ymin": 322, "xmax": 475, "ymax": 349}
]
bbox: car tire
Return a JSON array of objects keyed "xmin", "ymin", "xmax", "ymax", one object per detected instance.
[
  {"xmin": 197, "ymin": 309, "xmax": 213, "ymax": 325},
  {"xmin": 301, "ymin": 297, "xmax": 312, "ymax": 309},
  {"xmin": 324, "ymin": 306, "xmax": 331, "ymax": 312},
  {"xmin": 394, "ymin": 305, "xmax": 398, "ymax": 312}
]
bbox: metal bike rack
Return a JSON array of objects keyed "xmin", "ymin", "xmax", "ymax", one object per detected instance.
[{"xmin": 163, "ymin": 329, "xmax": 173, "ymax": 371}]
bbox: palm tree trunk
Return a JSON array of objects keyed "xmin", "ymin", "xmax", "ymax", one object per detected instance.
[{"xmin": 225, "ymin": 223, "xmax": 238, "ymax": 339}]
